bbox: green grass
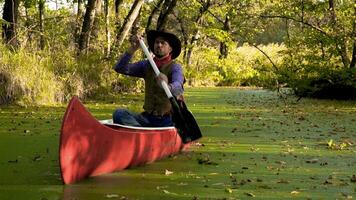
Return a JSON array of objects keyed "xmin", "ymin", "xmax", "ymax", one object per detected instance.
[{"xmin": 0, "ymin": 87, "xmax": 355, "ymax": 200}]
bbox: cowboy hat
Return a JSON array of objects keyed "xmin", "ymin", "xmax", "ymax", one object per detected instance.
[{"xmin": 147, "ymin": 30, "xmax": 181, "ymax": 59}]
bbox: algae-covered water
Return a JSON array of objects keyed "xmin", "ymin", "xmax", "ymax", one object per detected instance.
[{"xmin": 0, "ymin": 88, "xmax": 355, "ymax": 199}]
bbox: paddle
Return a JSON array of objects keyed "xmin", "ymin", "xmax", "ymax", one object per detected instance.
[{"xmin": 138, "ymin": 38, "xmax": 202, "ymax": 143}]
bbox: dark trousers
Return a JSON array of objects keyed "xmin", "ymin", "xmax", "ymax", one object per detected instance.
[{"xmin": 113, "ymin": 109, "xmax": 173, "ymax": 127}]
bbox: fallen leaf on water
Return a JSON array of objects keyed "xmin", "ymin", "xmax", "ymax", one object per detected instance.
[
  {"xmin": 290, "ymin": 191, "xmax": 300, "ymax": 195},
  {"xmin": 156, "ymin": 185, "xmax": 168, "ymax": 190},
  {"xmin": 162, "ymin": 190, "xmax": 178, "ymax": 195},
  {"xmin": 250, "ymin": 146, "xmax": 260, "ymax": 152},
  {"xmin": 194, "ymin": 142, "xmax": 204, "ymax": 147},
  {"xmin": 105, "ymin": 194, "xmax": 119, "ymax": 198},
  {"xmin": 277, "ymin": 179, "xmax": 289, "ymax": 184},
  {"xmin": 244, "ymin": 192, "xmax": 255, "ymax": 197},
  {"xmin": 306, "ymin": 158, "xmax": 319, "ymax": 164},
  {"xmin": 258, "ymin": 185, "xmax": 272, "ymax": 189},
  {"xmin": 8, "ymin": 159, "xmax": 18, "ymax": 163},
  {"xmin": 225, "ymin": 188, "xmax": 233, "ymax": 193},
  {"xmin": 275, "ymin": 161, "xmax": 286, "ymax": 165},
  {"xmin": 165, "ymin": 169, "xmax": 173, "ymax": 176},
  {"xmin": 212, "ymin": 182, "xmax": 224, "ymax": 186},
  {"xmin": 197, "ymin": 157, "xmax": 218, "ymax": 165},
  {"xmin": 33, "ymin": 155, "xmax": 42, "ymax": 162},
  {"xmin": 351, "ymin": 175, "xmax": 356, "ymax": 182}
]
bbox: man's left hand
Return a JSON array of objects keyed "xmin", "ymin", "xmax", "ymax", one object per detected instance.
[{"xmin": 156, "ymin": 73, "xmax": 170, "ymax": 89}]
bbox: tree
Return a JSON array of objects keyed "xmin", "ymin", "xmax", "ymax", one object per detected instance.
[
  {"xmin": 2, "ymin": 0, "xmax": 20, "ymax": 48},
  {"xmin": 77, "ymin": 0, "xmax": 99, "ymax": 54},
  {"xmin": 176, "ymin": 0, "xmax": 212, "ymax": 65},
  {"xmin": 219, "ymin": 15, "xmax": 230, "ymax": 59},
  {"xmin": 104, "ymin": 0, "xmax": 111, "ymax": 56},
  {"xmin": 38, "ymin": 0, "xmax": 45, "ymax": 50},
  {"xmin": 156, "ymin": 0, "xmax": 177, "ymax": 30},
  {"xmin": 146, "ymin": 0, "xmax": 164, "ymax": 32},
  {"xmin": 115, "ymin": 0, "xmax": 144, "ymax": 48}
]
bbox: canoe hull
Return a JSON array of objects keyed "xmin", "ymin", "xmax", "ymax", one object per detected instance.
[{"xmin": 59, "ymin": 97, "xmax": 185, "ymax": 184}]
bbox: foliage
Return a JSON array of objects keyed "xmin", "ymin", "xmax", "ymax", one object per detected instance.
[
  {"xmin": 285, "ymin": 66, "xmax": 356, "ymax": 100},
  {"xmin": 1, "ymin": 0, "xmax": 355, "ymax": 104},
  {"xmin": 184, "ymin": 43, "xmax": 286, "ymax": 87}
]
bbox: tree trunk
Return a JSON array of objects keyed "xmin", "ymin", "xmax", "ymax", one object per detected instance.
[
  {"xmin": 146, "ymin": 0, "xmax": 164, "ymax": 32},
  {"xmin": 327, "ymin": 0, "xmax": 350, "ymax": 68},
  {"xmin": 350, "ymin": 4, "xmax": 356, "ymax": 68},
  {"xmin": 116, "ymin": 0, "xmax": 144, "ymax": 48},
  {"xmin": 2, "ymin": 0, "xmax": 20, "ymax": 48},
  {"xmin": 92, "ymin": 0, "xmax": 102, "ymax": 42},
  {"xmin": 328, "ymin": 0, "xmax": 336, "ymax": 25},
  {"xmin": 351, "ymin": 43, "xmax": 356, "ymax": 68},
  {"xmin": 219, "ymin": 15, "xmax": 231, "ymax": 59},
  {"xmin": 156, "ymin": 0, "xmax": 177, "ymax": 31},
  {"xmin": 104, "ymin": 0, "xmax": 111, "ymax": 56},
  {"xmin": 131, "ymin": 7, "xmax": 142, "ymax": 37},
  {"xmin": 176, "ymin": 15, "xmax": 189, "ymax": 62},
  {"xmin": 24, "ymin": 7, "xmax": 32, "ymax": 47},
  {"xmin": 184, "ymin": 0, "xmax": 211, "ymax": 65},
  {"xmin": 77, "ymin": 0, "xmax": 98, "ymax": 54},
  {"xmin": 114, "ymin": 0, "xmax": 124, "ymax": 35},
  {"xmin": 38, "ymin": 0, "xmax": 45, "ymax": 50},
  {"xmin": 75, "ymin": 0, "xmax": 84, "ymax": 45},
  {"xmin": 115, "ymin": 0, "xmax": 124, "ymax": 16}
]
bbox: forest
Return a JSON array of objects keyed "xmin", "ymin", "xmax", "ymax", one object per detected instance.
[{"xmin": 0, "ymin": 0, "xmax": 355, "ymax": 105}]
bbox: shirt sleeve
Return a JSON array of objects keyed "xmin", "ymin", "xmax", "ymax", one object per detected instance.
[
  {"xmin": 169, "ymin": 63, "xmax": 184, "ymax": 96},
  {"xmin": 113, "ymin": 53, "xmax": 147, "ymax": 78}
]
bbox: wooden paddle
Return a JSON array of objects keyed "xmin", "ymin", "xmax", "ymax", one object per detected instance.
[{"xmin": 139, "ymin": 38, "xmax": 202, "ymax": 143}]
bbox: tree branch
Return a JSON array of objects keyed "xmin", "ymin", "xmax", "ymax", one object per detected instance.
[{"xmin": 259, "ymin": 14, "xmax": 329, "ymax": 36}]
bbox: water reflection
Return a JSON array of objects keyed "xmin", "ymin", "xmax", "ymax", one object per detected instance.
[{"xmin": 61, "ymin": 172, "xmax": 165, "ymax": 200}]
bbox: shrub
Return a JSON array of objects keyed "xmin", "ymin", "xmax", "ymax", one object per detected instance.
[
  {"xmin": 0, "ymin": 45, "xmax": 64, "ymax": 105},
  {"xmin": 291, "ymin": 68, "xmax": 356, "ymax": 100}
]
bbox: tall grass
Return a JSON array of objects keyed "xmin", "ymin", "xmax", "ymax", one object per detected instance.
[
  {"xmin": 0, "ymin": 45, "xmax": 63, "ymax": 105},
  {"xmin": 0, "ymin": 43, "xmax": 145, "ymax": 105}
]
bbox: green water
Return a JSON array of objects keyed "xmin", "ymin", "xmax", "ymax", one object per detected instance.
[{"xmin": 0, "ymin": 88, "xmax": 355, "ymax": 199}]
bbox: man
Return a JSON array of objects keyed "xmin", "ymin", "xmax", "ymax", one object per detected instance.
[{"xmin": 113, "ymin": 30, "xmax": 184, "ymax": 127}]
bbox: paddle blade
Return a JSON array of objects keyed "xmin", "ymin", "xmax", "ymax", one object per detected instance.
[{"xmin": 170, "ymin": 97, "xmax": 202, "ymax": 143}]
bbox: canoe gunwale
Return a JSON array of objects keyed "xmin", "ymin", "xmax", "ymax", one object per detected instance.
[{"xmin": 100, "ymin": 119, "xmax": 176, "ymax": 131}]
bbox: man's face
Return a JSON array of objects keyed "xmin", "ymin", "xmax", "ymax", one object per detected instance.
[{"xmin": 153, "ymin": 37, "xmax": 173, "ymax": 58}]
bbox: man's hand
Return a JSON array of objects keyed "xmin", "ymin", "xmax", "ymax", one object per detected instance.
[
  {"xmin": 127, "ymin": 34, "xmax": 143, "ymax": 54},
  {"xmin": 156, "ymin": 73, "xmax": 170, "ymax": 89}
]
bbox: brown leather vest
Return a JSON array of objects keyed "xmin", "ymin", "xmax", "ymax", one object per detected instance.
[{"xmin": 143, "ymin": 62, "xmax": 174, "ymax": 116}]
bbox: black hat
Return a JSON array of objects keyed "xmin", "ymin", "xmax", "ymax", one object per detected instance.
[{"xmin": 147, "ymin": 30, "xmax": 181, "ymax": 59}]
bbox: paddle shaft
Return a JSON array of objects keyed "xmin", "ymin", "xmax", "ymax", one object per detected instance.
[{"xmin": 138, "ymin": 39, "xmax": 173, "ymax": 99}]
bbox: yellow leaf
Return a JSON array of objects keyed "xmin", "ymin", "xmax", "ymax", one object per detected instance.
[
  {"xmin": 165, "ymin": 169, "xmax": 173, "ymax": 176},
  {"xmin": 327, "ymin": 139, "xmax": 334, "ymax": 147},
  {"xmin": 291, "ymin": 191, "xmax": 300, "ymax": 195},
  {"xmin": 225, "ymin": 188, "xmax": 233, "ymax": 193},
  {"xmin": 244, "ymin": 192, "xmax": 256, "ymax": 197}
]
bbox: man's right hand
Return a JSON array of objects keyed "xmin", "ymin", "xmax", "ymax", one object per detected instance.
[{"xmin": 127, "ymin": 34, "xmax": 143, "ymax": 54}]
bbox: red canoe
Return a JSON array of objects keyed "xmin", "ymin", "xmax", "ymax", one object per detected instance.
[{"xmin": 59, "ymin": 96, "xmax": 188, "ymax": 184}]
